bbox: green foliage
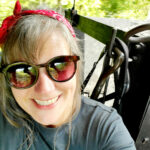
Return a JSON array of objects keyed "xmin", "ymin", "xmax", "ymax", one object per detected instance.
[
  {"xmin": 99, "ymin": 0, "xmax": 150, "ymax": 19},
  {"xmin": 0, "ymin": 0, "xmax": 150, "ymax": 25}
]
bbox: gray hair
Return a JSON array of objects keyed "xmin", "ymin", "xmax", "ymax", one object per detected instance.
[{"xmin": 0, "ymin": 13, "xmax": 83, "ymax": 149}]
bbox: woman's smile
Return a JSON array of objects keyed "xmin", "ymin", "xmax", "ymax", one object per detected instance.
[
  {"xmin": 32, "ymin": 94, "xmax": 61, "ymax": 109},
  {"xmin": 34, "ymin": 96, "xmax": 59, "ymax": 106}
]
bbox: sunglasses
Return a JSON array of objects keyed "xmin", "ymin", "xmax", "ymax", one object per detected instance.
[{"xmin": 0, "ymin": 55, "xmax": 80, "ymax": 89}]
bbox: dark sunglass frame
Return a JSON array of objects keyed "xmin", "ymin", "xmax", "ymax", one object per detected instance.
[{"xmin": 0, "ymin": 55, "xmax": 80, "ymax": 89}]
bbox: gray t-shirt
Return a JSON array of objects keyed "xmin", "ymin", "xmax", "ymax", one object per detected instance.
[{"xmin": 0, "ymin": 96, "xmax": 136, "ymax": 150}]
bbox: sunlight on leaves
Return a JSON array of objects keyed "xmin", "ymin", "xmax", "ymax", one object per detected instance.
[{"xmin": 0, "ymin": 0, "xmax": 150, "ymax": 25}]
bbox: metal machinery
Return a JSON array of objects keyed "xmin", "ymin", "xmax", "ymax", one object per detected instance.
[{"xmin": 65, "ymin": 8, "xmax": 150, "ymax": 150}]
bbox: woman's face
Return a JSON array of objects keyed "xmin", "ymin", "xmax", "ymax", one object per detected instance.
[{"xmin": 11, "ymin": 31, "xmax": 77, "ymax": 127}]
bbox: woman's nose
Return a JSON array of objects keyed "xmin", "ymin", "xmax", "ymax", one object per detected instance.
[{"xmin": 34, "ymin": 68, "xmax": 55, "ymax": 93}]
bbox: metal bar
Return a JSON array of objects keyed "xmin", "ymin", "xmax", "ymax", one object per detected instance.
[
  {"xmin": 90, "ymin": 47, "xmax": 124, "ymax": 100},
  {"xmin": 81, "ymin": 48, "xmax": 105, "ymax": 93},
  {"xmin": 65, "ymin": 9, "xmax": 125, "ymax": 44}
]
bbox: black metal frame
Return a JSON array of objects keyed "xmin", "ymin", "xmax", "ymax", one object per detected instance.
[{"xmin": 136, "ymin": 96, "xmax": 150, "ymax": 150}]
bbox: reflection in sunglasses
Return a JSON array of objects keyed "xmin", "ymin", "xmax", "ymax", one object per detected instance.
[{"xmin": 0, "ymin": 55, "xmax": 80, "ymax": 89}]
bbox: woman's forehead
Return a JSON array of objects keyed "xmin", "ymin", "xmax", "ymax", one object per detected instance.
[
  {"xmin": 33, "ymin": 32, "xmax": 72, "ymax": 64},
  {"xmin": 5, "ymin": 30, "xmax": 71, "ymax": 64}
]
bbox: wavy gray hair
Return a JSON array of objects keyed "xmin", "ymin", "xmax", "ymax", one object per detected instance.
[{"xmin": 0, "ymin": 13, "xmax": 83, "ymax": 149}]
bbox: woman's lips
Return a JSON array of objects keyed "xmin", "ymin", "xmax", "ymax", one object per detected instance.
[
  {"xmin": 32, "ymin": 95, "xmax": 61, "ymax": 109},
  {"xmin": 34, "ymin": 96, "xmax": 58, "ymax": 105}
]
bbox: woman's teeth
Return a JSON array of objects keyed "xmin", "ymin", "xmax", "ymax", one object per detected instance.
[{"xmin": 34, "ymin": 96, "xmax": 58, "ymax": 106}]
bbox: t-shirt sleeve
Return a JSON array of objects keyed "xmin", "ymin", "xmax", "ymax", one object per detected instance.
[{"xmin": 98, "ymin": 109, "xmax": 136, "ymax": 150}]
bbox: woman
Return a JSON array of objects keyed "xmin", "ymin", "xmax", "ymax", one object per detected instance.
[{"xmin": 0, "ymin": 0, "xmax": 136, "ymax": 150}]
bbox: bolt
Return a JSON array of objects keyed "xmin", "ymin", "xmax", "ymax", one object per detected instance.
[
  {"xmin": 132, "ymin": 56, "xmax": 138, "ymax": 60},
  {"xmin": 142, "ymin": 137, "xmax": 149, "ymax": 144}
]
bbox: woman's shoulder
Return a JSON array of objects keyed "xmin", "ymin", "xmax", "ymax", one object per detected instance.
[
  {"xmin": 73, "ymin": 95, "xmax": 122, "ymax": 135},
  {"xmin": 80, "ymin": 96, "xmax": 126, "ymax": 135},
  {"xmin": 80, "ymin": 96, "xmax": 125, "ymax": 134},
  {"xmin": 81, "ymin": 95, "xmax": 118, "ymax": 118},
  {"xmin": 71, "ymin": 96, "xmax": 136, "ymax": 150}
]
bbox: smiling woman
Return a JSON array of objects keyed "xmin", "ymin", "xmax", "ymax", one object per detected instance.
[{"xmin": 0, "ymin": 0, "xmax": 136, "ymax": 150}]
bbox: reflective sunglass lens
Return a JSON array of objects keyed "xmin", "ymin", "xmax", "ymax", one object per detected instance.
[
  {"xmin": 48, "ymin": 61, "xmax": 75, "ymax": 82},
  {"xmin": 6, "ymin": 64, "xmax": 37, "ymax": 88}
]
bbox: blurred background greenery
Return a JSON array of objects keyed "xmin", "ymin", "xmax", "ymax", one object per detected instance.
[{"xmin": 0, "ymin": 0, "xmax": 150, "ymax": 25}]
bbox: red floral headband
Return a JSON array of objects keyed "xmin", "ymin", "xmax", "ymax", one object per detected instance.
[{"xmin": 0, "ymin": 0, "xmax": 76, "ymax": 46}]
